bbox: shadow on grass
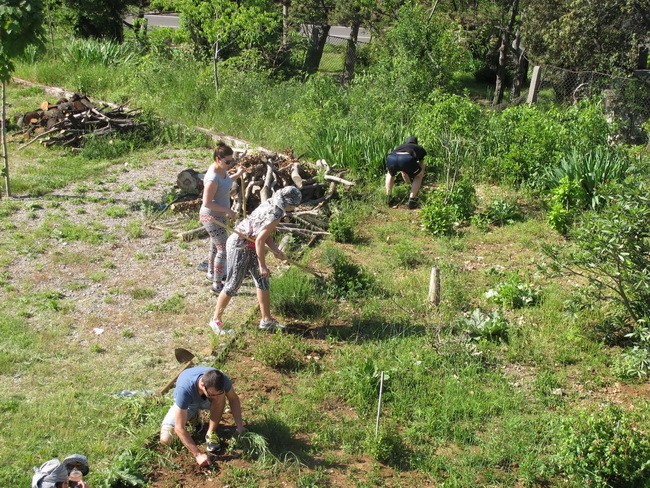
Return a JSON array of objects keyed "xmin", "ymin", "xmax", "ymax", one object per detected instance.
[{"xmin": 288, "ymin": 316, "xmax": 425, "ymax": 342}]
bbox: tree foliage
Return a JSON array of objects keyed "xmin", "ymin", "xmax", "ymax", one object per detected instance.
[
  {"xmin": 60, "ymin": 0, "xmax": 139, "ymax": 42},
  {"xmin": 522, "ymin": 0, "xmax": 650, "ymax": 73},
  {"xmin": 0, "ymin": 0, "xmax": 44, "ymax": 81}
]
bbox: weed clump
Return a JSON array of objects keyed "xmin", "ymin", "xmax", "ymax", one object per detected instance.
[
  {"xmin": 254, "ymin": 333, "xmax": 304, "ymax": 372},
  {"xmin": 270, "ymin": 268, "xmax": 328, "ymax": 320},
  {"xmin": 322, "ymin": 248, "xmax": 376, "ymax": 299},
  {"xmin": 485, "ymin": 275, "xmax": 541, "ymax": 309}
]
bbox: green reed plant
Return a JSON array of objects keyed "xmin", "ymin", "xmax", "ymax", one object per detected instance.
[
  {"xmin": 60, "ymin": 37, "xmax": 136, "ymax": 66},
  {"xmin": 545, "ymin": 146, "xmax": 630, "ymax": 210}
]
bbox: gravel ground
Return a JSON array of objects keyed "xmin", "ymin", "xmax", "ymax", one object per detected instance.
[{"xmin": 6, "ymin": 148, "xmax": 260, "ymax": 386}]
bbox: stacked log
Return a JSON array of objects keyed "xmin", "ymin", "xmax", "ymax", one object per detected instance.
[
  {"xmin": 173, "ymin": 150, "xmax": 356, "ymax": 244},
  {"xmin": 14, "ymin": 93, "xmax": 145, "ymax": 149}
]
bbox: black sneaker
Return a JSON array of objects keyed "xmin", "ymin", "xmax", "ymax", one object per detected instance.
[{"xmin": 407, "ymin": 198, "xmax": 418, "ymax": 209}]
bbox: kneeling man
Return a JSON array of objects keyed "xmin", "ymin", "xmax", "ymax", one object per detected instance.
[{"xmin": 160, "ymin": 366, "xmax": 245, "ymax": 466}]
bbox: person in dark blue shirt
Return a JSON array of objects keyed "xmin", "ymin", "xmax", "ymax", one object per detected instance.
[{"xmin": 385, "ymin": 136, "xmax": 427, "ymax": 209}]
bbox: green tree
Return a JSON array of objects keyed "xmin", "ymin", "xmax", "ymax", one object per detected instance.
[
  {"xmin": 62, "ymin": 0, "xmax": 140, "ymax": 42},
  {"xmin": 522, "ymin": 0, "xmax": 650, "ymax": 74},
  {"xmin": 0, "ymin": 0, "xmax": 44, "ymax": 198}
]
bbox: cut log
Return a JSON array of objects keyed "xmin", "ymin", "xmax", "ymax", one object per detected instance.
[{"xmin": 176, "ymin": 169, "xmax": 204, "ymax": 194}]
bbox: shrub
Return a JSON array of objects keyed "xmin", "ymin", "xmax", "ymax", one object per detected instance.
[
  {"xmin": 555, "ymin": 406, "xmax": 650, "ymax": 487},
  {"xmin": 328, "ymin": 211, "xmax": 356, "ymax": 244},
  {"xmin": 485, "ymin": 275, "xmax": 541, "ymax": 309},
  {"xmin": 421, "ymin": 178, "xmax": 477, "ymax": 236},
  {"xmin": 365, "ymin": 425, "xmax": 410, "ymax": 469},
  {"xmin": 544, "ymin": 182, "xmax": 650, "ymax": 324},
  {"xmin": 323, "ymin": 249, "xmax": 376, "ymax": 299},
  {"xmin": 270, "ymin": 268, "xmax": 327, "ymax": 320},
  {"xmin": 547, "ymin": 176, "xmax": 586, "ymax": 235},
  {"xmin": 479, "ymin": 198, "xmax": 523, "ymax": 227},
  {"xmin": 393, "ymin": 240, "xmax": 427, "ymax": 269}
]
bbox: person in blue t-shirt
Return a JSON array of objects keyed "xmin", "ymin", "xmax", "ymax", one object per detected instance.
[
  {"xmin": 385, "ymin": 136, "xmax": 427, "ymax": 209},
  {"xmin": 160, "ymin": 366, "xmax": 245, "ymax": 467}
]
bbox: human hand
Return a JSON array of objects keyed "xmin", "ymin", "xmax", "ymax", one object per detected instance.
[
  {"xmin": 273, "ymin": 250, "xmax": 287, "ymax": 262},
  {"xmin": 195, "ymin": 453, "xmax": 210, "ymax": 467},
  {"xmin": 259, "ymin": 265, "xmax": 269, "ymax": 278},
  {"xmin": 227, "ymin": 209, "xmax": 237, "ymax": 220},
  {"xmin": 236, "ymin": 426, "xmax": 248, "ymax": 435}
]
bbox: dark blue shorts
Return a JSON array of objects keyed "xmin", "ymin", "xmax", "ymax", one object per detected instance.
[{"xmin": 386, "ymin": 152, "xmax": 422, "ymax": 178}]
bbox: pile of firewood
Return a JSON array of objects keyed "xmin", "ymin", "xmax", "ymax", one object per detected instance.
[
  {"xmin": 14, "ymin": 93, "xmax": 144, "ymax": 149},
  {"xmin": 173, "ymin": 150, "xmax": 355, "ymax": 243}
]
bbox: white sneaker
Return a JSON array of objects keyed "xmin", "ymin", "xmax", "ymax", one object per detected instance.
[
  {"xmin": 160, "ymin": 425, "xmax": 174, "ymax": 445},
  {"xmin": 259, "ymin": 319, "xmax": 286, "ymax": 332},
  {"xmin": 209, "ymin": 319, "xmax": 234, "ymax": 336}
]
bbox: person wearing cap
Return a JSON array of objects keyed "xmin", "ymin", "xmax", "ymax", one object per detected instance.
[
  {"xmin": 385, "ymin": 136, "xmax": 427, "ymax": 209},
  {"xmin": 160, "ymin": 366, "xmax": 245, "ymax": 467},
  {"xmin": 209, "ymin": 186, "xmax": 303, "ymax": 335},
  {"xmin": 31, "ymin": 459, "xmax": 69, "ymax": 488}
]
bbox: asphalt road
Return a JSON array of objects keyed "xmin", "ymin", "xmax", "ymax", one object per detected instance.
[{"xmin": 126, "ymin": 14, "xmax": 371, "ymax": 43}]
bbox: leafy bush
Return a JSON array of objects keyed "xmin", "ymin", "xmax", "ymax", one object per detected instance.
[
  {"xmin": 555, "ymin": 406, "xmax": 650, "ymax": 487},
  {"xmin": 365, "ymin": 425, "xmax": 410, "ymax": 469},
  {"xmin": 421, "ymin": 179, "xmax": 477, "ymax": 236},
  {"xmin": 328, "ymin": 210, "xmax": 357, "ymax": 244},
  {"xmin": 482, "ymin": 101, "xmax": 611, "ymax": 187},
  {"xmin": 544, "ymin": 182, "xmax": 650, "ymax": 324},
  {"xmin": 323, "ymin": 249, "xmax": 376, "ymax": 299},
  {"xmin": 547, "ymin": 176, "xmax": 585, "ymax": 235},
  {"xmin": 456, "ymin": 308, "xmax": 510, "ymax": 342},
  {"xmin": 485, "ymin": 275, "xmax": 541, "ymax": 309},
  {"xmin": 254, "ymin": 333, "xmax": 303, "ymax": 372},
  {"xmin": 270, "ymin": 268, "xmax": 327, "ymax": 320}
]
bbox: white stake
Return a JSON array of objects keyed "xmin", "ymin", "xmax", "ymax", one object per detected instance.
[{"xmin": 375, "ymin": 371, "xmax": 385, "ymax": 438}]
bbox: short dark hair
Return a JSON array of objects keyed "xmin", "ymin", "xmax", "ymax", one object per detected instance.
[
  {"xmin": 201, "ymin": 369, "xmax": 225, "ymax": 392},
  {"xmin": 213, "ymin": 141, "xmax": 234, "ymax": 160}
]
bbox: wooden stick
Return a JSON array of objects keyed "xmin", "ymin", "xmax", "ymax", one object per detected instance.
[
  {"xmin": 375, "ymin": 371, "xmax": 385, "ymax": 438},
  {"xmin": 17, "ymin": 125, "xmax": 62, "ymax": 150}
]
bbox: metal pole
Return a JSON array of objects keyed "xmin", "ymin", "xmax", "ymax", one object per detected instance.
[{"xmin": 375, "ymin": 371, "xmax": 385, "ymax": 438}]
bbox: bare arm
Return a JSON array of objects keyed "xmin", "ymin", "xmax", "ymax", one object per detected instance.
[
  {"xmin": 255, "ymin": 219, "xmax": 283, "ymax": 277},
  {"xmin": 174, "ymin": 407, "xmax": 209, "ymax": 466},
  {"xmin": 226, "ymin": 387, "xmax": 246, "ymax": 433}
]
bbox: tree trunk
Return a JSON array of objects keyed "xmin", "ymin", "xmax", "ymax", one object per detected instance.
[
  {"xmin": 492, "ymin": 0, "xmax": 519, "ymax": 106},
  {"xmin": 303, "ymin": 24, "xmax": 331, "ymax": 75},
  {"xmin": 282, "ymin": 1, "xmax": 289, "ymax": 47},
  {"xmin": 1, "ymin": 81, "xmax": 10, "ymax": 198},
  {"xmin": 511, "ymin": 28, "xmax": 528, "ymax": 98},
  {"xmin": 342, "ymin": 20, "xmax": 360, "ymax": 85}
]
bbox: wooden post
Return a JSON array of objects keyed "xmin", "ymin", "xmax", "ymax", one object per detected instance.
[
  {"xmin": 375, "ymin": 371, "xmax": 385, "ymax": 438},
  {"xmin": 428, "ymin": 267, "xmax": 441, "ymax": 305},
  {"xmin": 527, "ymin": 66, "xmax": 542, "ymax": 104}
]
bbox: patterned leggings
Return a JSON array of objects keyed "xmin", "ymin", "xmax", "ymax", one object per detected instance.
[
  {"xmin": 223, "ymin": 234, "xmax": 270, "ymax": 296},
  {"xmin": 200, "ymin": 213, "xmax": 228, "ymax": 282}
]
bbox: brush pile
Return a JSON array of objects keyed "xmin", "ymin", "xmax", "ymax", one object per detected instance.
[
  {"xmin": 173, "ymin": 150, "xmax": 355, "ymax": 243},
  {"xmin": 14, "ymin": 93, "xmax": 144, "ymax": 149}
]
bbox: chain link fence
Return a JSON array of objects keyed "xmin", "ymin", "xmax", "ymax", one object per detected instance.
[{"xmin": 534, "ymin": 64, "xmax": 650, "ymax": 143}]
